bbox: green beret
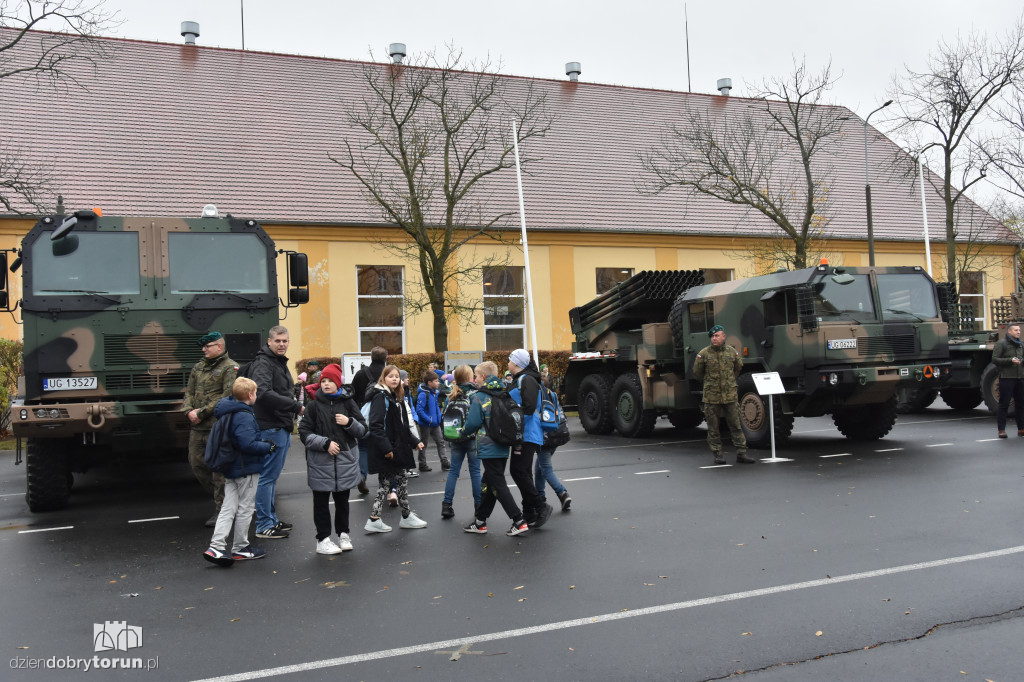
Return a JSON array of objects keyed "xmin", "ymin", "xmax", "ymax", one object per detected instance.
[
  {"xmin": 197, "ymin": 331, "xmax": 223, "ymax": 347},
  {"xmin": 708, "ymin": 325, "xmax": 725, "ymax": 337}
]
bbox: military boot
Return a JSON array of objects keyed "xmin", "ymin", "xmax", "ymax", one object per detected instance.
[
  {"xmin": 736, "ymin": 453, "xmax": 756, "ymax": 464},
  {"xmin": 713, "ymin": 452, "xmax": 726, "ymax": 465}
]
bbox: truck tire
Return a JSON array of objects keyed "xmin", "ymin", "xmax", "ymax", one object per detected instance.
[
  {"xmin": 668, "ymin": 409, "xmax": 703, "ymax": 431},
  {"xmin": 578, "ymin": 373, "xmax": 615, "ymax": 435},
  {"xmin": 668, "ymin": 295, "xmax": 689, "ymax": 347},
  {"xmin": 940, "ymin": 387, "xmax": 984, "ymax": 412},
  {"xmin": 736, "ymin": 374, "xmax": 794, "ymax": 449},
  {"xmin": 896, "ymin": 387, "xmax": 938, "ymax": 414},
  {"xmin": 610, "ymin": 373, "xmax": 658, "ymax": 438},
  {"xmin": 25, "ymin": 439, "xmax": 72, "ymax": 512},
  {"xmin": 980, "ymin": 363, "xmax": 1010, "ymax": 415},
  {"xmin": 833, "ymin": 396, "xmax": 898, "ymax": 440}
]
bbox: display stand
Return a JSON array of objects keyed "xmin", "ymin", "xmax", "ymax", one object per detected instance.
[{"xmin": 750, "ymin": 372, "xmax": 792, "ymax": 463}]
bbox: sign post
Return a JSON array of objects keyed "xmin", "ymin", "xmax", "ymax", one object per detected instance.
[{"xmin": 750, "ymin": 372, "xmax": 792, "ymax": 463}]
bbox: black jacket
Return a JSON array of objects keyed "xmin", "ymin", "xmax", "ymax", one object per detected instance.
[
  {"xmin": 299, "ymin": 385, "xmax": 366, "ymax": 492},
  {"xmin": 250, "ymin": 345, "xmax": 302, "ymax": 430},
  {"xmin": 351, "ymin": 359, "xmax": 385, "ymax": 407},
  {"xmin": 365, "ymin": 385, "xmax": 421, "ymax": 474}
]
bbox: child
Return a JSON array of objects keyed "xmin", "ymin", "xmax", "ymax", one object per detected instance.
[
  {"xmin": 415, "ymin": 370, "xmax": 450, "ymax": 472},
  {"xmin": 203, "ymin": 377, "xmax": 275, "ymax": 567},
  {"xmin": 535, "ymin": 375, "xmax": 571, "ymax": 512},
  {"xmin": 441, "ymin": 364, "xmax": 482, "ymax": 519},
  {"xmin": 399, "ymin": 370, "xmax": 420, "ymax": 481},
  {"xmin": 298, "ymin": 363, "xmax": 366, "ymax": 554},
  {"xmin": 462, "ymin": 361, "xmax": 527, "ymax": 536},
  {"xmin": 364, "ymin": 365, "xmax": 428, "ymax": 532}
]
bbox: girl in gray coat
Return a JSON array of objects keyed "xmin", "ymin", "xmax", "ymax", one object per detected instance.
[{"xmin": 298, "ymin": 364, "xmax": 366, "ymax": 554}]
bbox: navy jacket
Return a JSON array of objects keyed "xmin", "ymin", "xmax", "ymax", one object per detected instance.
[{"xmin": 212, "ymin": 396, "xmax": 274, "ymax": 479}]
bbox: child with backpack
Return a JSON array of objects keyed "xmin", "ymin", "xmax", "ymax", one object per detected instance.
[
  {"xmin": 298, "ymin": 364, "xmax": 366, "ymax": 555},
  {"xmin": 364, "ymin": 365, "xmax": 428, "ymax": 533},
  {"xmin": 462, "ymin": 361, "xmax": 527, "ymax": 536},
  {"xmin": 535, "ymin": 376, "xmax": 571, "ymax": 511},
  {"xmin": 415, "ymin": 370, "xmax": 450, "ymax": 472},
  {"xmin": 440, "ymin": 364, "xmax": 482, "ymax": 520},
  {"xmin": 202, "ymin": 377, "xmax": 276, "ymax": 567}
]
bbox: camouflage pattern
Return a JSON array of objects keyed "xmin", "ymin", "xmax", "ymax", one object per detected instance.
[
  {"xmin": 693, "ymin": 343, "xmax": 742, "ymax": 404},
  {"xmin": 703, "ymin": 402, "xmax": 747, "ymax": 455},
  {"xmin": 182, "ymin": 353, "xmax": 238, "ymax": 431}
]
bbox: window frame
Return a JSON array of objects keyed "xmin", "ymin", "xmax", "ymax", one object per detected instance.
[
  {"xmin": 356, "ymin": 265, "xmax": 405, "ymax": 355},
  {"xmin": 482, "ymin": 265, "xmax": 526, "ymax": 351}
]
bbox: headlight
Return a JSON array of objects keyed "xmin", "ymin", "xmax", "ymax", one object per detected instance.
[
  {"xmin": 34, "ymin": 409, "xmax": 46, "ymax": 418},
  {"xmin": 19, "ymin": 409, "xmax": 27, "ymax": 420},
  {"xmin": 49, "ymin": 409, "xmax": 60, "ymax": 419}
]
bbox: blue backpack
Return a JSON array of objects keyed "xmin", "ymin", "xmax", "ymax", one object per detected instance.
[{"xmin": 203, "ymin": 414, "xmax": 238, "ymax": 474}]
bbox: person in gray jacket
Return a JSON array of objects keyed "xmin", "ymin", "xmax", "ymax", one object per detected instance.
[
  {"xmin": 298, "ymin": 364, "xmax": 366, "ymax": 554},
  {"xmin": 992, "ymin": 323, "xmax": 1024, "ymax": 438}
]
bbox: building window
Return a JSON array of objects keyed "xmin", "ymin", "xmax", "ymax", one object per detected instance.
[
  {"xmin": 356, "ymin": 265, "xmax": 404, "ymax": 354},
  {"xmin": 483, "ymin": 266, "xmax": 525, "ymax": 350},
  {"xmin": 596, "ymin": 268, "xmax": 634, "ymax": 294},
  {"xmin": 702, "ymin": 268, "xmax": 733, "ymax": 284},
  {"xmin": 959, "ymin": 271, "xmax": 986, "ymax": 330}
]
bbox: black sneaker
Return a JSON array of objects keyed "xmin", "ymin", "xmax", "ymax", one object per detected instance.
[
  {"xmin": 441, "ymin": 502, "xmax": 455, "ymax": 519},
  {"xmin": 274, "ymin": 520, "xmax": 293, "ymax": 531},
  {"xmin": 463, "ymin": 520, "xmax": 488, "ymax": 534},
  {"xmin": 558, "ymin": 490, "xmax": 572, "ymax": 512},
  {"xmin": 529, "ymin": 503, "xmax": 553, "ymax": 529},
  {"xmin": 440, "ymin": 459, "xmax": 451, "ymax": 471},
  {"xmin": 232, "ymin": 545, "xmax": 266, "ymax": 560},
  {"xmin": 507, "ymin": 519, "xmax": 529, "ymax": 536},
  {"xmin": 255, "ymin": 527, "xmax": 289, "ymax": 539},
  {"xmin": 203, "ymin": 547, "xmax": 234, "ymax": 567},
  {"xmin": 419, "ymin": 464, "xmax": 432, "ymax": 472}
]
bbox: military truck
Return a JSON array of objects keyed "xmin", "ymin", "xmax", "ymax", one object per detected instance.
[
  {"xmin": 565, "ymin": 263, "xmax": 952, "ymax": 447},
  {"xmin": 0, "ymin": 209, "xmax": 309, "ymax": 511}
]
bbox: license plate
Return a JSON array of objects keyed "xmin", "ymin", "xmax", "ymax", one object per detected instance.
[
  {"xmin": 827, "ymin": 338, "xmax": 857, "ymax": 350},
  {"xmin": 43, "ymin": 377, "xmax": 98, "ymax": 391}
]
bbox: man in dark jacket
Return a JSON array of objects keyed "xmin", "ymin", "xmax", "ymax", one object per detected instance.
[
  {"xmin": 350, "ymin": 346, "xmax": 388, "ymax": 492},
  {"xmin": 992, "ymin": 323, "xmax": 1024, "ymax": 438},
  {"xmin": 250, "ymin": 326, "xmax": 304, "ymax": 539},
  {"xmin": 507, "ymin": 349, "xmax": 553, "ymax": 529}
]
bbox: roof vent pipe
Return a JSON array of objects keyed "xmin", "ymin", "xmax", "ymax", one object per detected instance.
[
  {"xmin": 565, "ymin": 62, "xmax": 582, "ymax": 81},
  {"xmin": 180, "ymin": 21, "xmax": 200, "ymax": 45},
  {"xmin": 717, "ymin": 78, "xmax": 732, "ymax": 96},
  {"xmin": 388, "ymin": 43, "xmax": 407, "ymax": 64}
]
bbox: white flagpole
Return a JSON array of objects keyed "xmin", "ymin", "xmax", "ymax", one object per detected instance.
[
  {"xmin": 919, "ymin": 157, "xmax": 932, "ymax": 277},
  {"xmin": 511, "ymin": 120, "xmax": 540, "ymax": 367}
]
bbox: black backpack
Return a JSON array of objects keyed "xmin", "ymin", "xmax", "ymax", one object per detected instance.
[
  {"xmin": 478, "ymin": 387, "xmax": 523, "ymax": 447},
  {"xmin": 203, "ymin": 414, "xmax": 238, "ymax": 474}
]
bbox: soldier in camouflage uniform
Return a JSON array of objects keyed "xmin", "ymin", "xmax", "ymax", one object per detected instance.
[
  {"xmin": 693, "ymin": 325, "xmax": 755, "ymax": 465},
  {"xmin": 182, "ymin": 331, "xmax": 238, "ymax": 525}
]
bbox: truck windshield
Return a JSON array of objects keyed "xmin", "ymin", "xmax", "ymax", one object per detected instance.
[
  {"xmin": 30, "ymin": 232, "xmax": 141, "ymax": 295},
  {"xmin": 812, "ymin": 274, "xmax": 874, "ymax": 320},
  {"xmin": 876, "ymin": 273, "xmax": 938, "ymax": 320},
  {"xmin": 168, "ymin": 233, "xmax": 269, "ymax": 294}
]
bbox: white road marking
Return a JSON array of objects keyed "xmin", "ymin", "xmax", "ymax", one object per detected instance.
[
  {"xmin": 18, "ymin": 526, "xmax": 73, "ymax": 534},
  {"xmin": 563, "ymin": 476, "xmax": 601, "ymax": 482},
  {"xmin": 874, "ymin": 448, "xmax": 903, "ymax": 452},
  {"xmin": 699, "ymin": 464, "xmax": 731, "ymax": 469},
  {"xmin": 127, "ymin": 516, "xmax": 180, "ymax": 524},
  {"xmin": 820, "ymin": 453, "xmax": 852, "ymax": 458},
  {"xmin": 634, "ymin": 470, "xmax": 670, "ymax": 475},
  {"xmin": 926, "ymin": 443, "xmax": 953, "ymax": 448},
  {"xmin": 0, "ymin": 492, "xmax": 24, "ymax": 498},
  {"xmin": 191, "ymin": 544, "xmax": 1024, "ymax": 682},
  {"xmin": 976, "ymin": 438, "xmax": 1001, "ymax": 442}
]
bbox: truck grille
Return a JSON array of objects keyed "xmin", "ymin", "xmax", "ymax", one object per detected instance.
[
  {"xmin": 104, "ymin": 334, "xmax": 204, "ymax": 366},
  {"xmin": 858, "ymin": 335, "xmax": 917, "ymax": 357},
  {"xmin": 105, "ymin": 371, "xmax": 190, "ymax": 391}
]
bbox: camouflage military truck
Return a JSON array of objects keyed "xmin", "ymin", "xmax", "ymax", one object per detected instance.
[
  {"xmin": 565, "ymin": 263, "xmax": 952, "ymax": 448},
  {"xmin": 0, "ymin": 209, "xmax": 309, "ymax": 511}
]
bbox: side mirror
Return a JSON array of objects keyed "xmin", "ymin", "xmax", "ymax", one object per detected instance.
[
  {"xmin": 52, "ymin": 234, "xmax": 80, "ymax": 257},
  {"xmin": 0, "ymin": 253, "xmax": 6, "ymax": 291},
  {"xmin": 0, "ymin": 291, "xmax": 7, "ymax": 309},
  {"xmin": 289, "ymin": 288, "xmax": 309, "ymax": 305},
  {"xmin": 288, "ymin": 253, "xmax": 309, "ymax": 287}
]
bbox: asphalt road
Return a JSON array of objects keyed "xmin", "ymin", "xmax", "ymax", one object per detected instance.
[{"xmin": 2, "ymin": 405, "xmax": 1023, "ymax": 682}]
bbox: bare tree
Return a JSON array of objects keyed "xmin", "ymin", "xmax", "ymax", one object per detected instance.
[
  {"xmin": 987, "ymin": 86, "xmax": 1024, "ymax": 203},
  {"xmin": 887, "ymin": 19, "xmax": 1024, "ymax": 285},
  {"xmin": 1, "ymin": 0, "xmax": 120, "ymax": 213},
  {"xmin": 330, "ymin": 46, "xmax": 553, "ymax": 351},
  {"xmin": 639, "ymin": 59, "xmax": 845, "ymax": 270}
]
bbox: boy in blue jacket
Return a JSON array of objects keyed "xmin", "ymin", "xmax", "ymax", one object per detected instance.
[
  {"xmin": 415, "ymin": 370, "xmax": 450, "ymax": 472},
  {"xmin": 203, "ymin": 377, "xmax": 276, "ymax": 567}
]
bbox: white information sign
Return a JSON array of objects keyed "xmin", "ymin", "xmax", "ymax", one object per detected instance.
[
  {"xmin": 751, "ymin": 372, "xmax": 785, "ymax": 396},
  {"xmin": 340, "ymin": 353, "xmax": 373, "ymax": 384},
  {"xmin": 444, "ymin": 351, "xmax": 483, "ymax": 374}
]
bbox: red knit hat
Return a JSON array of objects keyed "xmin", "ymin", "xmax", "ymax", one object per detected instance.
[{"xmin": 320, "ymin": 363, "xmax": 343, "ymax": 387}]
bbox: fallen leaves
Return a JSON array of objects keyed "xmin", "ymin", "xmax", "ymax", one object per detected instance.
[
  {"xmin": 514, "ymin": 586, "xmax": 524, "ymax": 590},
  {"xmin": 230, "ymin": 618, "xmax": 240, "ymax": 622},
  {"xmin": 518, "ymin": 598, "xmax": 527, "ymax": 602},
  {"xmin": 294, "ymin": 578, "xmax": 309, "ymax": 584},
  {"xmin": 741, "ymin": 632, "xmax": 753, "ymax": 636},
  {"xmin": 815, "ymin": 630, "xmax": 823, "ymax": 637}
]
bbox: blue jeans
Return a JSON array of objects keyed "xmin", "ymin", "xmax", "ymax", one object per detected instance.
[
  {"xmin": 255, "ymin": 427, "xmax": 291, "ymax": 533},
  {"xmin": 534, "ymin": 446, "xmax": 566, "ymax": 500},
  {"xmin": 443, "ymin": 441, "xmax": 482, "ymax": 507},
  {"xmin": 357, "ymin": 441, "xmax": 369, "ymax": 480}
]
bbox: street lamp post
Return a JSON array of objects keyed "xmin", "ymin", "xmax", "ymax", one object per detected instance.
[{"xmin": 863, "ymin": 99, "xmax": 893, "ymax": 266}]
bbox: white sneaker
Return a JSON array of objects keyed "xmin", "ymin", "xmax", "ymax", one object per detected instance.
[
  {"xmin": 399, "ymin": 513, "xmax": 428, "ymax": 529},
  {"xmin": 337, "ymin": 533, "xmax": 353, "ymax": 551},
  {"xmin": 406, "ymin": 468, "xmax": 419, "ymax": 478},
  {"xmin": 316, "ymin": 537, "xmax": 342, "ymax": 555},
  {"xmin": 364, "ymin": 517, "xmax": 392, "ymax": 533}
]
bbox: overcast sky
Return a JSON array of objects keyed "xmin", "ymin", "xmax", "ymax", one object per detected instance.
[{"xmin": 90, "ymin": 0, "xmax": 1022, "ymax": 119}]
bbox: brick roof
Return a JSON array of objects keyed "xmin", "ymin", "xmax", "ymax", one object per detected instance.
[{"xmin": 1, "ymin": 30, "xmax": 1015, "ymax": 244}]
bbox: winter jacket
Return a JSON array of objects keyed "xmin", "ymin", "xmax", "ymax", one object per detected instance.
[
  {"xmin": 212, "ymin": 396, "xmax": 274, "ymax": 479},
  {"xmin": 299, "ymin": 385, "xmax": 367, "ymax": 492},
  {"xmin": 182, "ymin": 352, "xmax": 238, "ymax": 432},
  {"xmin": 249, "ymin": 345, "xmax": 302, "ymax": 430},
  {"xmin": 365, "ymin": 385, "xmax": 421, "ymax": 474},
  {"xmin": 415, "ymin": 383, "xmax": 444, "ymax": 427},
  {"xmin": 402, "ymin": 395, "xmax": 420, "ymax": 440},
  {"xmin": 463, "ymin": 375, "xmax": 511, "ymax": 459},
  {"xmin": 992, "ymin": 335, "xmax": 1024, "ymax": 380},
  {"xmin": 510, "ymin": 363, "xmax": 544, "ymax": 446},
  {"xmin": 693, "ymin": 342, "xmax": 743, "ymax": 404},
  {"xmin": 351, "ymin": 360, "xmax": 385, "ymax": 407}
]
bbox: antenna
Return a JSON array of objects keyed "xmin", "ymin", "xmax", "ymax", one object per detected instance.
[
  {"xmin": 685, "ymin": 4, "xmax": 692, "ymax": 92},
  {"xmin": 240, "ymin": 0, "xmax": 245, "ymax": 50}
]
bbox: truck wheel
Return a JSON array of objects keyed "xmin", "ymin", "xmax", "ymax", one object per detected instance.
[
  {"xmin": 577, "ymin": 373, "xmax": 615, "ymax": 435},
  {"xmin": 610, "ymin": 373, "xmax": 658, "ymax": 438},
  {"xmin": 736, "ymin": 374, "xmax": 794, "ymax": 449},
  {"xmin": 25, "ymin": 439, "xmax": 72, "ymax": 512},
  {"xmin": 668, "ymin": 410, "xmax": 703, "ymax": 431},
  {"xmin": 833, "ymin": 396, "xmax": 898, "ymax": 440},
  {"xmin": 980, "ymin": 363, "xmax": 1010, "ymax": 415},
  {"xmin": 896, "ymin": 387, "xmax": 938, "ymax": 414},
  {"xmin": 940, "ymin": 387, "xmax": 984, "ymax": 412}
]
